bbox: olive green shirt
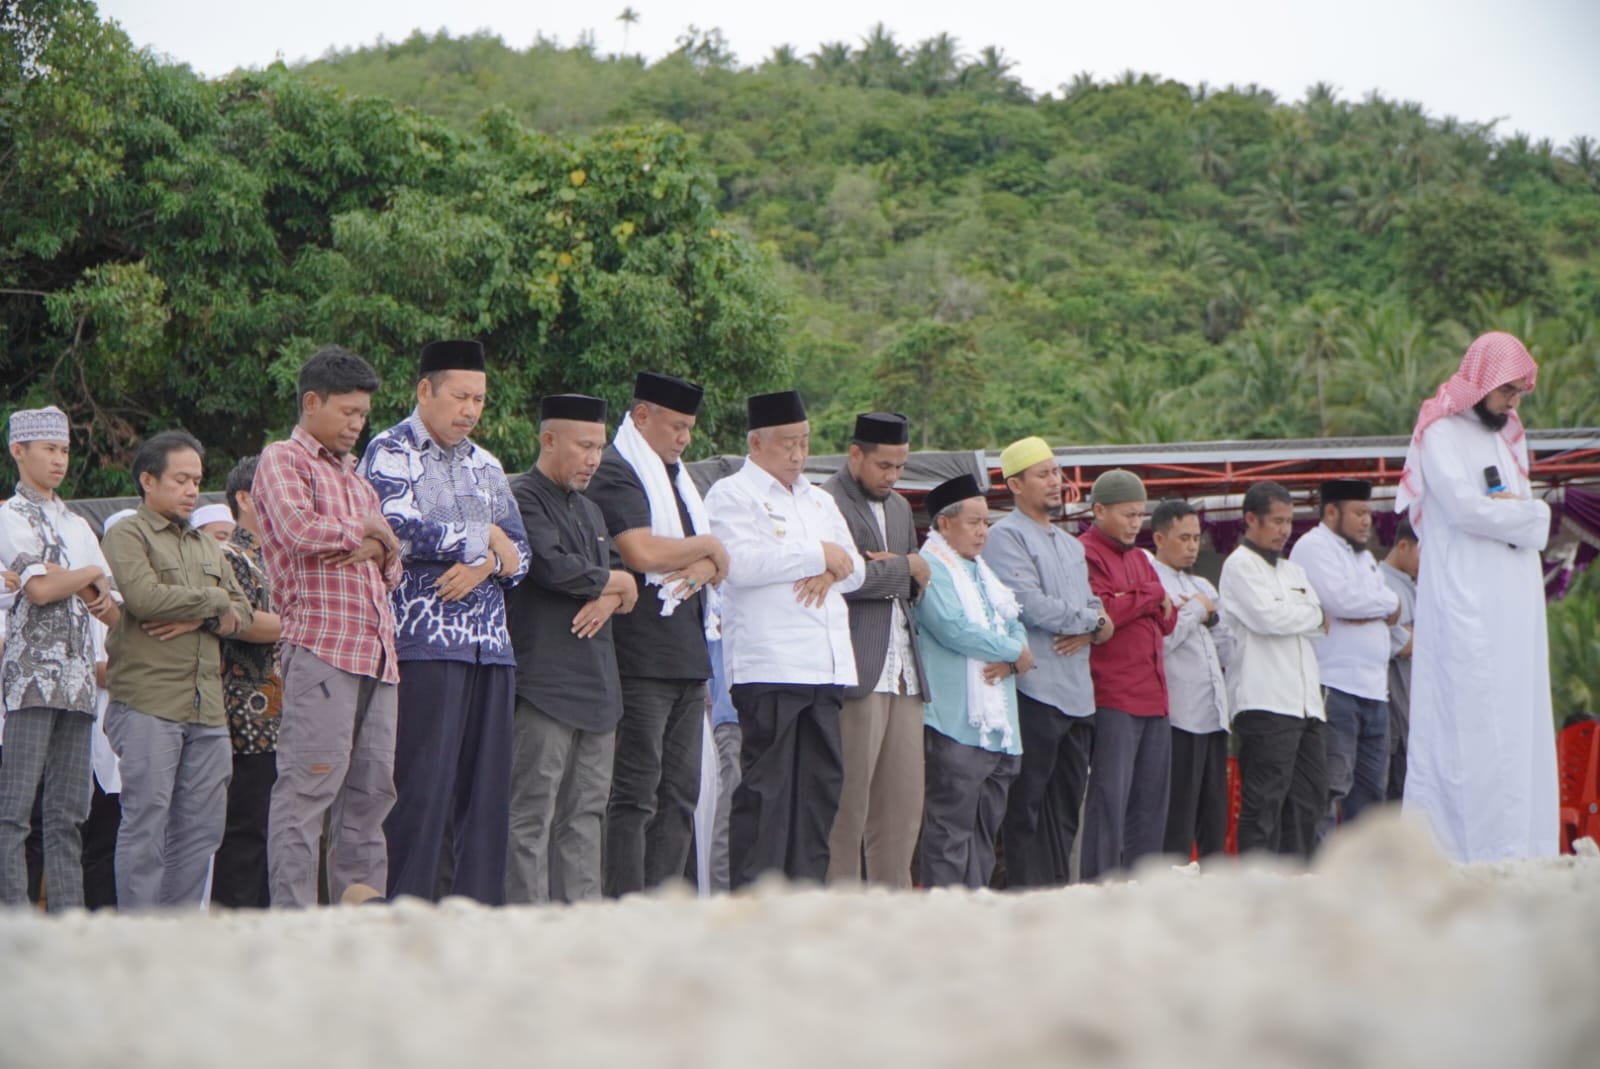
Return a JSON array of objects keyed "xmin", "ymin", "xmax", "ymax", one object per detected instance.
[{"xmin": 103, "ymin": 505, "xmax": 255, "ymax": 726}]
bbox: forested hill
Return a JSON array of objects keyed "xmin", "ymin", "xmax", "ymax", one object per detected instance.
[
  {"xmin": 5, "ymin": 10, "xmax": 1598, "ymax": 506},
  {"xmin": 298, "ymin": 28, "xmax": 1600, "ymax": 447}
]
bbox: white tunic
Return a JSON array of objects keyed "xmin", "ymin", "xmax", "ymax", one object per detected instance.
[
  {"xmin": 1290, "ymin": 522, "xmax": 1398, "ymax": 701},
  {"xmin": 705, "ymin": 459, "xmax": 864, "ymax": 687},
  {"xmin": 868, "ymin": 500, "xmax": 919, "ymax": 697},
  {"xmin": 1218, "ymin": 545, "xmax": 1326, "ymax": 721},
  {"xmin": 1403, "ymin": 413, "xmax": 1558, "ymax": 862}
]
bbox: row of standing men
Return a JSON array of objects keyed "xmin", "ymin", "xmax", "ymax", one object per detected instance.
[{"xmin": 0, "ymin": 330, "xmax": 1554, "ymax": 909}]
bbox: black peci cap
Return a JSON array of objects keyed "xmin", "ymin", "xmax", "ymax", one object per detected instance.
[
  {"xmin": 747, "ymin": 390, "xmax": 807, "ymax": 431},
  {"xmin": 852, "ymin": 412, "xmax": 910, "ymax": 446},
  {"xmin": 540, "ymin": 393, "xmax": 608, "ymax": 423},
  {"xmin": 634, "ymin": 371, "xmax": 704, "ymax": 416},
  {"xmin": 925, "ymin": 473, "xmax": 986, "ymax": 520}
]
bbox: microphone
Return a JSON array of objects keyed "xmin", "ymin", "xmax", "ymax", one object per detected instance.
[{"xmin": 1483, "ymin": 465, "xmax": 1505, "ymax": 494}]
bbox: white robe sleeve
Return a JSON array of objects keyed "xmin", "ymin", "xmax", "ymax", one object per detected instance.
[{"xmin": 1419, "ymin": 424, "xmax": 1550, "ymax": 550}]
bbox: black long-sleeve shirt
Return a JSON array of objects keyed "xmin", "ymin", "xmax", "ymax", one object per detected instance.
[{"xmin": 505, "ymin": 466, "xmax": 624, "ymax": 732}]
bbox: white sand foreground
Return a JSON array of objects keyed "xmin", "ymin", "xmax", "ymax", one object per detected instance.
[{"xmin": 2, "ymin": 813, "xmax": 1597, "ymax": 1069}]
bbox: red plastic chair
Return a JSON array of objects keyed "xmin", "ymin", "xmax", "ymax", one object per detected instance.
[
  {"xmin": 1184, "ymin": 756, "xmax": 1243, "ymax": 861},
  {"xmin": 1556, "ymin": 720, "xmax": 1600, "ymax": 854},
  {"xmin": 1225, "ymin": 756, "xmax": 1241, "ymax": 856}
]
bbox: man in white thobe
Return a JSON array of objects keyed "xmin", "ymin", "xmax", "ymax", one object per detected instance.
[
  {"xmin": 705, "ymin": 389, "xmax": 864, "ymax": 887},
  {"xmin": 1395, "ymin": 331, "xmax": 1557, "ymax": 862}
]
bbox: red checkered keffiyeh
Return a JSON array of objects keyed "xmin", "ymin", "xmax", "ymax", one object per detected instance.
[{"xmin": 1395, "ymin": 331, "xmax": 1539, "ymax": 529}]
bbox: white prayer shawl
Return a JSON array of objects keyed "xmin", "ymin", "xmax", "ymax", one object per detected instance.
[
  {"xmin": 611, "ymin": 412, "xmax": 720, "ymax": 639},
  {"xmin": 1401, "ymin": 412, "xmax": 1558, "ymax": 862},
  {"xmin": 922, "ymin": 529, "xmax": 1021, "ymax": 750}
]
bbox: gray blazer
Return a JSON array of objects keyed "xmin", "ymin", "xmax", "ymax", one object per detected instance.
[{"xmin": 823, "ymin": 470, "xmax": 931, "ymax": 702}]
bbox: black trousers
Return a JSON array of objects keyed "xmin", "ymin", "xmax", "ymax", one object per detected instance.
[
  {"xmin": 385, "ymin": 660, "xmax": 515, "ymax": 905},
  {"xmin": 81, "ymin": 780, "xmax": 121, "ymax": 910},
  {"xmin": 998, "ymin": 695, "xmax": 1093, "ymax": 888},
  {"xmin": 1386, "ymin": 698, "xmax": 1409, "ymax": 803},
  {"xmin": 212, "ymin": 751, "xmax": 276, "ymax": 909},
  {"xmin": 1234, "ymin": 711, "xmax": 1327, "ymax": 860},
  {"xmin": 923, "ymin": 727, "xmax": 1019, "ymax": 889},
  {"xmin": 728, "ymin": 683, "xmax": 844, "ymax": 889},
  {"xmin": 1079, "ymin": 708, "xmax": 1171, "ymax": 881},
  {"xmin": 1164, "ymin": 727, "xmax": 1229, "ymax": 859},
  {"xmin": 604, "ymin": 677, "xmax": 706, "ymax": 897}
]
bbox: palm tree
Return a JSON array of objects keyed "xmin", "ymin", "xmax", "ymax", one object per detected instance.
[
  {"xmin": 1165, "ymin": 226, "xmax": 1229, "ymax": 276},
  {"xmin": 1563, "ymin": 134, "xmax": 1597, "ymax": 169},
  {"xmin": 1561, "ymin": 134, "xmax": 1599, "ymax": 189},
  {"xmin": 1207, "ymin": 327, "xmax": 1313, "ymax": 439},
  {"xmin": 615, "ymin": 7, "xmax": 639, "ymax": 54},
  {"xmin": 1191, "ymin": 120, "xmax": 1234, "ymax": 186},
  {"xmin": 1291, "ymin": 296, "xmax": 1345, "ymax": 434},
  {"xmin": 1204, "ymin": 272, "xmax": 1276, "ymax": 343},
  {"xmin": 1326, "ymin": 300, "xmax": 1448, "ymax": 436},
  {"xmin": 1062, "ymin": 70, "xmax": 1096, "ymax": 100},
  {"xmin": 1335, "ymin": 166, "xmax": 1407, "ymax": 235},
  {"xmin": 959, "ymin": 45, "xmax": 1026, "ymax": 101},
  {"xmin": 907, "ymin": 33, "xmax": 961, "ymax": 96},
  {"xmin": 1241, "ymin": 172, "xmax": 1309, "ymax": 252},
  {"xmin": 854, "ymin": 22, "xmax": 905, "ymax": 90},
  {"xmin": 1077, "ymin": 358, "xmax": 1189, "ymax": 444},
  {"xmin": 764, "ymin": 44, "xmax": 800, "ymax": 69},
  {"xmin": 809, "ymin": 41, "xmax": 853, "ymax": 82}
]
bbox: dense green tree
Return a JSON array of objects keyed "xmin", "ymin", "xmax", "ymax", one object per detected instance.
[
  {"xmin": 871, "ymin": 320, "xmax": 986, "ymax": 449},
  {"xmin": 0, "ymin": 3, "xmax": 788, "ymax": 497},
  {"xmin": 1400, "ymin": 193, "xmax": 1553, "ymax": 318}
]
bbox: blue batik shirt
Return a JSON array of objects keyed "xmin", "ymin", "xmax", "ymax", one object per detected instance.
[{"xmin": 359, "ymin": 410, "xmax": 530, "ymax": 665}]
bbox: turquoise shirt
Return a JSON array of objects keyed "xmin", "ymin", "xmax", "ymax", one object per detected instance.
[{"xmin": 914, "ymin": 553, "xmax": 1027, "ymax": 755}]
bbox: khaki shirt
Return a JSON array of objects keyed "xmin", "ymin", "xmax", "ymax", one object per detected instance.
[{"xmin": 103, "ymin": 505, "xmax": 255, "ymax": 726}]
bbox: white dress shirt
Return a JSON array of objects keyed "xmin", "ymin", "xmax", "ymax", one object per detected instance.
[
  {"xmin": 88, "ymin": 618, "xmax": 121, "ymax": 794},
  {"xmin": 706, "ymin": 458, "xmax": 864, "ymax": 687},
  {"xmin": 1289, "ymin": 522, "xmax": 1399, "ymax": 702},
  {"xmin": 869, "ymin": 500, "xmax": 919, "ymax": 697},
  {"xmin": 1148, "ymin": 553, "xmax": 1233, "ymax": 734},
  {"xmin": 1218, "ymin": 543, "xmax": 1327, "ymax": 721}
]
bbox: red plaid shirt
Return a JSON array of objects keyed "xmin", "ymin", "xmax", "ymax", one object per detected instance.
[{"xmin": 253, "ymin": 426, "xmax": 401, "ymax": 683}]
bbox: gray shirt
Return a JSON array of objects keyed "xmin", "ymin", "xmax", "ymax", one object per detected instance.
[
  {"xmin": 982, "ymin": 511, "xmax": 1103, "ymax": 717},
  {"xmin": 1379, "ymin": 561, "xmax": 1415, "ymax": 718},
  {"xmin": 1149, "ymin": 553, "xmax": 1235, "ymax": 735}
]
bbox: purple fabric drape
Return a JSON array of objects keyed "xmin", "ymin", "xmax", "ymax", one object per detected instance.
[{"xmin": 1546, "ymin": 487, "xmax": 1600, "ymax": 600}]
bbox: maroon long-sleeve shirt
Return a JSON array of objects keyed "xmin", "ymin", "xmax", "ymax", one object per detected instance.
[{"xmin": 1079, "ymin": 523, "xmax": 1176, "ymax": 716}]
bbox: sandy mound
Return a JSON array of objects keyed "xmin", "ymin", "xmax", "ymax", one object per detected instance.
[{"xmin": 2, "ymin": 812, "xmax": 1596, "ymax": 1069}]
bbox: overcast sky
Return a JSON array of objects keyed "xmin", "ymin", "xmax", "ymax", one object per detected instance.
[{"xmin": 96, "ymin": 0, "xmax": 1598, "ymax": 145}]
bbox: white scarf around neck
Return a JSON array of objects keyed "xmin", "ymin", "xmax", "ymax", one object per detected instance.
[
  {"xmin": 612, "ymin": 412, "xmax": 720, "ymax": 638},
  {"xmin": 922, "ymin": 528, "xmax": 1020, "ymax": 749}
]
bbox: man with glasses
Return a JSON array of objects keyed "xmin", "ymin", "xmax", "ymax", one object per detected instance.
[{"xmin": 1395, "ymin": 332, "xmax": 1557, "ymax": 862}]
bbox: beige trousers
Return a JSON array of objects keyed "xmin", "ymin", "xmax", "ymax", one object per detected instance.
[{"xmin": 826, "ymin": 691, "xmax": 925, "ymax": 888}]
